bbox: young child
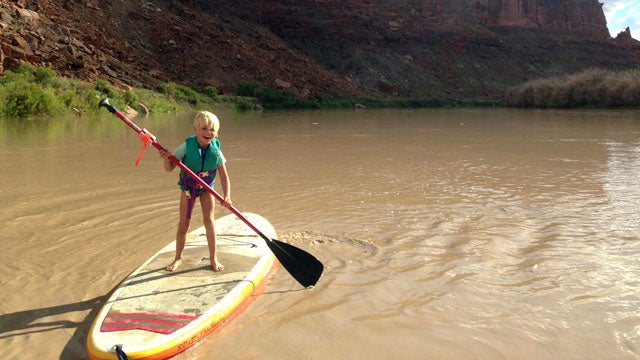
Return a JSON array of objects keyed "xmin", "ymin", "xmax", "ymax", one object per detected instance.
[{"xmin": 158, "ymin": 110, "xmax": 232, "ymax": 272}]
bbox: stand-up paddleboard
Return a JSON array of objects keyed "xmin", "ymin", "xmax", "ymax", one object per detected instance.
[{"xmin": 86, "ymin": 213, "xmax": 277, "ymax": 360}]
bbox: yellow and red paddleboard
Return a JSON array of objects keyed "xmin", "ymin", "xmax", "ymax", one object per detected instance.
[{"xmin": 87, "ymin": 213, "xmax": 277, "ymax": 360}]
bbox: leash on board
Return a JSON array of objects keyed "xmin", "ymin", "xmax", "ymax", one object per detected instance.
[{"xmin": 114, "ymin": 344, "xmax": 129, "ymax": 360}]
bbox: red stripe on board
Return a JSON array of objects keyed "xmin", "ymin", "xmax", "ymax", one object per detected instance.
[
  {"xmin": 101, "ymin": 312, "xmax": 198, "ymax": 334},
  {"xmin": 101, "ymin": 324, "xmax": 176, "ymax": 335},
  {"xmin": 105, "ymin": 312, "xmax": 197, "ymax": 320},
  {"xmin": 103, "ymin": 317, "xmax": 188, "ymax": 328}
]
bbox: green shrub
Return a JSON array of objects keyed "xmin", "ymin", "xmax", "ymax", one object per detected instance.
[
  {"xmin": 93, "ymin": 79, "xmax": 118, "ymax": 98},
  {"xmin": 123, "ymin": 90, "xmax": 139, "ymax": 107},
  {"xmin": 203, "ymin": 86, "xmax": 218, "ymax": 99},
  {"xmin": 235, "ymin": 82, "xmax": 306, "ymax": 109},
  {"xmin": 34, "ymin": 66, "xmax": 58, "ymax": 85},
  {"xmin": 235, "ymin": 83, "xmax": 261, "ymax": 97},
  {"xmin": 231, "ymin": 98, "xmax": 254, "ymax": 112},
  {"xmin": 155, "ymin": 82, "xmax": 200, "ymax": 104},
  {"xmin": 0, "ymin": 66, "xmax": 201, "ymax": 117},
  {"xmin": 0, "ymin": 80, "xmax": 61, "ymax": 117},
  {"xmin": 14, "ymin": 63, "xmax": 37, "ymax": 80}
]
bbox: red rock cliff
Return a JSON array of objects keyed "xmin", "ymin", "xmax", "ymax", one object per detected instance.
[
  {"xmin": 1, "ymin": 0, "xmax": 637, "ymax": 101},
  {"xmin": 447, "ymin": 0, "xmax": 609, "ymax": 37}
]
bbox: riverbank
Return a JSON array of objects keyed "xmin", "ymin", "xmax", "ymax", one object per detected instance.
[
  {"xmin": 0, "ymin": 63, "xmax": 496, "ymax": 119},
  {"xmin": 0, "ymin": 64, "xmax": 637, "ymax": 119}
]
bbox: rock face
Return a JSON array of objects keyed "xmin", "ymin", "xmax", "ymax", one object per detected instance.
[
  {"xmin": 479, "ymin": 0, "xmax": 609, "ymax": 37},
  {"xmin": 0, "ymin": 0, "xmax": 638, "ymax": 101},
  {"xmin": 615, "ymin": 27, "xmax": 636, "ymax": 42},
  {"xmin": 304, "ymin": 0, "xmax": 610, "ymax": 36}
]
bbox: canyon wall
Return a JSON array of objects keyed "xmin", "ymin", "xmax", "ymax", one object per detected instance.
[{"xmin": 1, "ymin": 0, "xmax": 636, "ymax": 101}]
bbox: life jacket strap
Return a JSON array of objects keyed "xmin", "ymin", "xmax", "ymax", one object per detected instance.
[{"xmin": 182, "ymin": 170, "xmax": 217, "ymax": 219}]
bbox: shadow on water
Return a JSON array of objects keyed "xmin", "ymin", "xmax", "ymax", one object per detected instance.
[
  {"xmin": 0, "ymin": 295, "xmax": 107, "ymax": 339},
  {"xmin": 59, "ymin": 295, "xmax": 112, "ymax": 360},
  {"xmin": 0, "ymin": 293, "xmax": 111, "ymax": 359}
]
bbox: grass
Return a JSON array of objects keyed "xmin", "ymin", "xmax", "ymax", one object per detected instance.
[{"xmin": 505, "ymin": 67, "xmax": 640, "ymax": 108}]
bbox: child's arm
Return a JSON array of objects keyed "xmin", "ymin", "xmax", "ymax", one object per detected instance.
[
  {"xmin": 159, "ymin": 142, "xmax": 186, "ymax": 172},
  {"xmin": 217, "ymin": 163, "xmax": 232, "ymax": 207},
  {"xmin": 158, "ymin": 149, "xmax": 177, "ymax": 172}
]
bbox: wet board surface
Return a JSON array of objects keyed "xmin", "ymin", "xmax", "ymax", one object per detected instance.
[{"xmin": 87, "ymin": 213, "xmax": 277, "ymax": 360}]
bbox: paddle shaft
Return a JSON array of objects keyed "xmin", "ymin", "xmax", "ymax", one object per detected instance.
[{"xmin": 101, "ymin": 100, "xmax": 271, "ymax": 243}]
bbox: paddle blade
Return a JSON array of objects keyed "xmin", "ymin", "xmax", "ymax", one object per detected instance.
[{"xmin": 266, "ymin": 238, "xmax": 323, "ymax": 288}]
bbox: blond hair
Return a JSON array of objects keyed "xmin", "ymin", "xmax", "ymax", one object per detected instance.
[{"xmin": 193, "ymin": 111, "xmax": 220, "ymax": 132}]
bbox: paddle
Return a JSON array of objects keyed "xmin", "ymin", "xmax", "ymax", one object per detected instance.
[{"xmin": 99, "ymin": 98, "xmax": 323, "ymax": 288}]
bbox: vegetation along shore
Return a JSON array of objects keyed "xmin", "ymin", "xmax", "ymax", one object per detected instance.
[{"xmin": 0, "ymin": 63, "xmax": 638, "ymax": 119}]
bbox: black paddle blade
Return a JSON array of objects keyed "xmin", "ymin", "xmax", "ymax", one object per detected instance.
[{"xmin": 266, "ymin": 238, "xmax": 323, "ymax": 288}]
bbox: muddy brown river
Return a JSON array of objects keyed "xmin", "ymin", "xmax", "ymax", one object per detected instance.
[{"xmin": 1, "ymin": 108, "xmax": 639, "ymax": 359}]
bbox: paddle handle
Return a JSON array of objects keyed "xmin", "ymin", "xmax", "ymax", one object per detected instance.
[{"xmin": 99, "ymin": 99, "xmax": 271, "ymax": 243}]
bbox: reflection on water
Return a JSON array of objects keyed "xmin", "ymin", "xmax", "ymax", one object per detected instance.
[{"xmin": 1, "ymin": 108, "xmax": 639, "ymax": 359}]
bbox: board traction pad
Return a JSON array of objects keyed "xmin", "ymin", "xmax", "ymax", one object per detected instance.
[{"xmin": 100, "ymin": 233, "xmax": 261, "ymax": 334}]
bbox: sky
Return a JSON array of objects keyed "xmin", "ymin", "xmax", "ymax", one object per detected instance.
[{"xmin": 602, "ymin": 0, "xmax": 640, "ymax": 39}]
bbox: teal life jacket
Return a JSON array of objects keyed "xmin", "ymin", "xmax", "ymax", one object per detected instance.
[{"xmin": 178, "ymin": 135, "xmax": 223, "ymax": 193}]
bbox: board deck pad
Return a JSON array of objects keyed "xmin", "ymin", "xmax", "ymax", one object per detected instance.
[
  {"xmin": 106, "ymin": 238, "xmax": 259, "ymax": 313},
  {"xmin": 87, "ymin": 213, "xmax": 276, "ymax": 360}
]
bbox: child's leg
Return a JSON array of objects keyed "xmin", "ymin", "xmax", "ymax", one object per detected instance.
[
  {"xmin": 166, "ymin": 192, "xmax": 191, "ymax": 271},
  {"xmin": 200, "ymin": 192, "xmax": 224, "ymax": 271}
]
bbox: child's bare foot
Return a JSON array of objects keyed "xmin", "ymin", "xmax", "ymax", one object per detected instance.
[
  {"xmin": 212, "ymin": 259, "xmax": 225, "ymax": 272},
  {"xmin": 166, "ymin": 259, "xmax": 183, "ymax": 272}
]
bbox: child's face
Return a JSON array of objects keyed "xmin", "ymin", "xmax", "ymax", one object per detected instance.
[{"xmin": 194, "ymin": 123, "xmax": 217, "ymax": 147}]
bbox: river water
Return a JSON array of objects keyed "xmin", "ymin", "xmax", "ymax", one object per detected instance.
[{"xmin": 1, "ymin": 108, "xmax": 639, "ymax": 360}]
